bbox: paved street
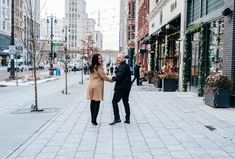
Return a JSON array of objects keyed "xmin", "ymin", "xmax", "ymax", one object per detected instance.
[{"xmin": 0, "ymin": 76, "xmax": 235, "ymax": 159}]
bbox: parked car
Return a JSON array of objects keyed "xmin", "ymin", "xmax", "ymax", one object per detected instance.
[
  {"xmin": 71, "ymin": 63, "xmax": 83, "ymax": 71},
  {"xmin": 28, "ymin": 64, "xmax": 38, "ymax": 70},
  {"xmin": 38, "ymin": 63, "xmax": 45, "ymax": 70},
  {"xmin": 7, "ymin": 59, "xmax": 24, "ymax": 72}
]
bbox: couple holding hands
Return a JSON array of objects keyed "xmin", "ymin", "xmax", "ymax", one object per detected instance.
[{"xmin": 87, "ymin": 53, "xmax": 132, "ymax": 126}]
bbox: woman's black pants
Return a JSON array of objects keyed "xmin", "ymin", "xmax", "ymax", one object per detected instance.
[{"xmin": 90, "ymin": 100, "xmax": 100, "ymax": 123}]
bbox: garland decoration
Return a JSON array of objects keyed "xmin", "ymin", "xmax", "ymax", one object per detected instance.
[{"xmin": 183, "ymin": 23, "xmax": 209, "ymax": 96}]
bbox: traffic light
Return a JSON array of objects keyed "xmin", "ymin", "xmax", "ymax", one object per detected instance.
[
  {"xmin": 49, "ymin": 52, "xmax": 52, "ymax": 58},
  {"xmin": 53, "ymin": 50, "xmax": 57, "ymax": 58}
]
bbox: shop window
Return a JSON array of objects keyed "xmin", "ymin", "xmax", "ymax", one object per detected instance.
[{"xmin": 209, "ymin": 19, "xmax": 224, "ymax": 73}]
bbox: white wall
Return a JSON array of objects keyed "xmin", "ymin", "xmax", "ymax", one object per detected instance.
[{"xmin": 149, "ymin": 0, "xmax": 184, "ymax": 35}]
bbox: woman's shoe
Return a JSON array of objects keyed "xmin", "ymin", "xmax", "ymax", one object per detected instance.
[{"xmin": 92, "ymin": 122, "xmax": 98, "ymax": 126}]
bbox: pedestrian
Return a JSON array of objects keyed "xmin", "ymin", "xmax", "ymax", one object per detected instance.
[
  {"xmin": 131, "ymin": 63, "xmax": 141, "ymax": 86},
  {"xmin": 110, "ymin": 53, "xmax": 132, "ymax": 125},
  {"xmin": 110, "ymin": 64, "xmax": 114, "ymax": 75},
  {"xmin": 87, "ymin": 53, "xmax": 113, "ymax": 126},
  {"xmin": 139, "ymin": 65, "xmax": 145, "ymax": 86}
]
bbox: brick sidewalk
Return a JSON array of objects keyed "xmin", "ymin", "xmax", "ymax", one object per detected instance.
[{"xmin": 5, "ymin": 82, "xmax": 235, "ymax": 159}]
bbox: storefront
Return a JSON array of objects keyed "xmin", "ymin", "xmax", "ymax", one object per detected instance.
[
  {"xmin": 0, "ymin": 33, "xmax": 11, "ymax": 66},
  {"xmin": 183, "ymin": 0, "xmax": 234, "ymax": 95},
  {"xmin": 148, "ymin": 0, "xmax": 185, "ymax": 89}
]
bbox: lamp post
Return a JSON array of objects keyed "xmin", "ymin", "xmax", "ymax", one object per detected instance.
[
  {"xmin": 47, "ymin": 15, "xmax": 57, "ymax": 76},
  {"xmin": 9, "ymin": 0, "xmax": 15, "ymax": 79}
]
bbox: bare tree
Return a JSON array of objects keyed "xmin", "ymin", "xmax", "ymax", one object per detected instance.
[{"xmin": 22, "ymin": 0, "xmax": 45, "ymax": 111}]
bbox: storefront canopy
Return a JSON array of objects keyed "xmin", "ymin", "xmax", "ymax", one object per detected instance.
[{"xmin": 0, "ymin": 51, "xmax": 9, "ymax": 56}]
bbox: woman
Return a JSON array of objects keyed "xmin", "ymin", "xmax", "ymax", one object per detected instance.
[
  {"xmin": 87, "ymin": 54, "xmax": 113, "ymax": 125},
  {"xmin": 139, "ymin": 65, "xmax": 145, "ymax": 86}
]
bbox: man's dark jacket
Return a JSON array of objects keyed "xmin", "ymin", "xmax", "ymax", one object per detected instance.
[{"xmin": 112, "ymin": 61, "xmax": 131, "ymax": 90}]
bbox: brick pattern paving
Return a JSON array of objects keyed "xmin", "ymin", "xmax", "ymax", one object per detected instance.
[{"xmin": 5, "ymin": 83, "xmax": 235, "ymax": 159}]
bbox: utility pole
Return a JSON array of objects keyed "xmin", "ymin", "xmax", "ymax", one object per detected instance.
[
  {"xmin": 9, "ymin": 0, "xmax": 15, "ymax": 79},
  {"xmin": 47, "ymin": 15, "xmax": 57, "ymax": 76}
]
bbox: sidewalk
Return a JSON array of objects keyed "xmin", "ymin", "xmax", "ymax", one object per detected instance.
[{"xmin": 4, "ymin": 82, "xmax": 235, "ymax": 159}]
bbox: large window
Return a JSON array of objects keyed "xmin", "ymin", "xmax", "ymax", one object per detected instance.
[
  {"xmin": 188, "ymin": 0, "xmax": 224, "ymax": 23},
  {"xmin": 209, "ymin": 19, "xmax": 224, "ymax": 73}
]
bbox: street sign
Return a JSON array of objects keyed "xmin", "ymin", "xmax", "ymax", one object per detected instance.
[
  {"xmin": 53, "ymin": 43, "xmax": 63, "ymax": 46},
  {"xmin": 9, "ymin": 45, "xmax": 15, "ymax": 55}
]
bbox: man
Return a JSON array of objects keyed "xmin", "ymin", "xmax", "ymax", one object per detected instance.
[
  {"xmin": 131, "ymin": 63, "xmax": 141, "ymax": 86},
  {"xmin": 110, "ymin": 53, "xmax": 132, "ymax": 125}
]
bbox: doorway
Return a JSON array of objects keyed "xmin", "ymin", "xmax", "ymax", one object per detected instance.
[{"xmin": 191, "ymin": 41, "xmax": 200, "ymax": 92}]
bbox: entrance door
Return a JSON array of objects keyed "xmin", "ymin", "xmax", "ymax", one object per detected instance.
[{"xmin": 191, "ymin": 41, "xmax": 199, "ymax": 92}]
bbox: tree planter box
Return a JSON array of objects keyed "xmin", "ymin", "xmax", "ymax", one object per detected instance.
[
  {"xmin": 162, "ymin": 79, "xmax": 177, "ymax": 92},
  {"xmin": 204, "ymin": 88, "xmax": 230, "ymax": 108}
]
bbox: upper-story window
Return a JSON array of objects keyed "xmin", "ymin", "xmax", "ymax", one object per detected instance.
[{"xmin": 188, "ymin": 0, "xmax": 224, "ymax": 24}]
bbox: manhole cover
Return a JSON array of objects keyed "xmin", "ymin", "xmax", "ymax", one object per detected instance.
[{"xmin": 12, "ymin": 108, "xmax": 60, "ymax": 114}]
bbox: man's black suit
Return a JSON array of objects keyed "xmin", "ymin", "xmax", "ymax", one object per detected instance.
[{"xmin": 112, "ymin": 61, "xmax": 132, "ymax": 121}]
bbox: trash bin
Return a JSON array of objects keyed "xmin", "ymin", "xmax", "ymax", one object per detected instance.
[{"xmin": 55, "ymin": 68, "xmax": 61, "ymax": 76}]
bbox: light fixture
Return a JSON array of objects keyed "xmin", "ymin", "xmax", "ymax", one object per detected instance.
[{"xmin": 222, "ymin": 8, "xmax": 232, "ymax": 16}]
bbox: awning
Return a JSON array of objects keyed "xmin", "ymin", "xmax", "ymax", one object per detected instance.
[
  {"xmin": 141, "ymin": 36, "xmax": 151, "ymax": 44},
  {"xmin": 0, "ymin": 51, "xmax": 9, "ymax": 56}
]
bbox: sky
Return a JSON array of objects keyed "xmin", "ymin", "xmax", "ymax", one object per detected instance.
[{"xmin": 41, "ymin": 0, "xmax": 120, "ymax": 51}]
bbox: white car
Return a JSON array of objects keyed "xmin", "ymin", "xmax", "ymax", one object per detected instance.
[{"xmin": 7, "ymin": 60, "xmax": 24, "ymax": 72}]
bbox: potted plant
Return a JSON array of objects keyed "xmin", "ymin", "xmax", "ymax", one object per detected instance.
[
  {"xmin": 204, "ymin": 73, "xmax": 232, "ymax": 108},
  {"xmin": 159, "ymin": 72, "xmax": 178, "ymax": 92},
  {"xmin": 152, "ymin": 72, "xmax": 161, "ymax": 88},
  {"xmin": 146, "ymin": 71, "xmax": 154, "ymax": 84}
]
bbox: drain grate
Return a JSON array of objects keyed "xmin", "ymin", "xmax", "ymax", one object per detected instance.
[
  {"xmin": 205, "ymin": 125, "xmax": 216, "ymax": 131},
  {"xmin": 12, "ymin": 108, "xmax": 60, "ymax": 114}
]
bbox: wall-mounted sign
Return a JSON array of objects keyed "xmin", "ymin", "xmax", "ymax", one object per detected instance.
[{"xmin": 171, "ymin": 1, "xmax": 177, "ymax": 12}]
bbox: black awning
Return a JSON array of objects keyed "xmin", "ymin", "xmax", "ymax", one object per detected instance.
[
  {"xmin": 141, "ymin": 36, "xmax": 151, "ymax": 44},
  {"xmin": 0, "ymin": 51, "xmax": 9, "ymax": 56}
]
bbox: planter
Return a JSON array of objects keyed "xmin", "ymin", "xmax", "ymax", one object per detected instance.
[
  {"xmin": 152, "ymin": 77, "xmax": 161, "ymax": 88},
  {"xmin": 204, "ymin": 88, "xmax": 230, "ymax": 108},
  {"xmin": 148, "ymin": 77, "xmax": 153, "ymax": 84},
  {"xmin": 162, "ymin": 79, "xmax": 177, "ymax": 92}
]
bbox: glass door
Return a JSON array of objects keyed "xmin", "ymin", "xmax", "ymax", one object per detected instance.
[{"xmin": 191, "ymin": 41, "xmax": 199, "ymax": 92}]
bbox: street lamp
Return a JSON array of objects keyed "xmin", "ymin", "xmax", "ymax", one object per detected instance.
[{"xmin": 47, "ymin": 15, "xmax": 57, "ymax": 76}]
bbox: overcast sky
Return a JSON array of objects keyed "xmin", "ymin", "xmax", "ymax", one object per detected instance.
[{"xmin": 41, "ymin": 0, "xmax": 120, "ymax": 50}]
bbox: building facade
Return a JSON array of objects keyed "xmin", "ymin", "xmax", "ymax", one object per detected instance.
[
  {"xmin": 148, "ymin": 0, "xmax": 186, "ymax": 90},
  {"xmin": 182, "ymin": 0, "xmax": 235, "ymax": 95},
  {"xmin": 0, "ymin": 0, "xmax": 11, "ymax": 65},
  {"xmin": 137, "ymin": 0, "xmax": 149, "ymax": 71},
  {"xmin": 65, "ymin": 0, "xmax": 87, "ymax": 50},
  {"xmin": 119, "ymin": 0, "xmax": 128, "ymax": 54},
  {"xmin": 40, "ymin": 18, "xmax": 64, "ymax": 41},
  {"xmin": 23, "ymin": 0, "xmax": 41, "ymax": 65},
  {"xmin": 127, "ymin": 0, "xmax": 136, "ymax": 69},
  {"xmin": 94, "ymin": 31, "xmax": 103, "ymax": 51}
]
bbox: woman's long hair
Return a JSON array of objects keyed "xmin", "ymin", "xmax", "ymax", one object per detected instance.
[{"xmin": 89, "ymin": 53, "xmax": 101, "ymax": 73}]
